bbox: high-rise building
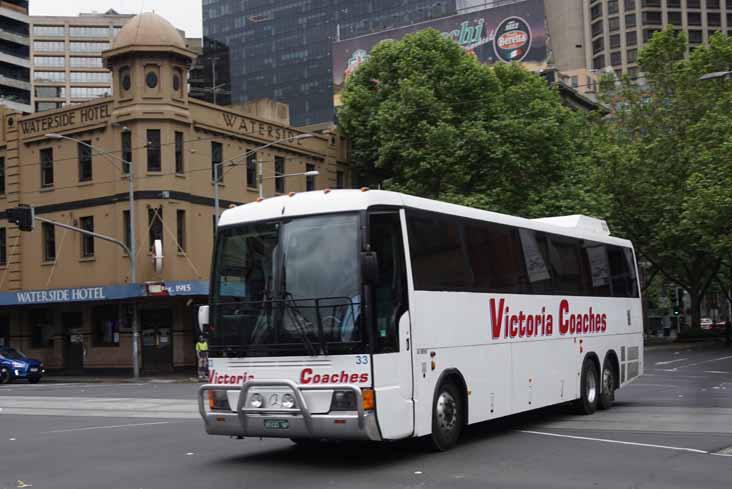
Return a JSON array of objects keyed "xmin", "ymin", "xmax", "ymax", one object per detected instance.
[
  {"xmin": 30, "ymin": 9, "xmax": 134, "ymax": 112},
  {"xmin": 201, "ymin": 0, "xmax": 459, "ymax": 126},
  {"xmin": 586, "ymin": 0, "xmax": 732, "ymax": 80},
  {"xmin": 0, "ymin": 0, "xmax": 31, "ymax": 112}
]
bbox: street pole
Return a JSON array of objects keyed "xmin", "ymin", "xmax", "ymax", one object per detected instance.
[
  {"xmin": 214, "ymin": 161, "xmax": 220, "ymax": 234},
  {"xmin": 258, "ymin": 159, "xmax": 263, "ymax": 198},
  {"xmin": 46, "ymin": 132, "xmax": 139, "ymax": 378}
]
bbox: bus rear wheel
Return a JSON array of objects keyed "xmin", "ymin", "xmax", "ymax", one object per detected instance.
[
  {"xmin": 429, "ymin": 381, "xmax": 463, "ymax": 451},
  {"xmin": 575, "ymin": 359, "xmax": 599, "ymax": 415},
  {"xmin": 598, "ymin": 358, "xmax": 616, "ymax": 410}
]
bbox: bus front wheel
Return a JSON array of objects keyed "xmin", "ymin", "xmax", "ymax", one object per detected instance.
[
  {"xmin": 429, "ymin": 381, "xmax": 463, "ymax": 451},
  {"xmin": 575, "ymin": 359, "xmax": 599, "ymax": 415}
]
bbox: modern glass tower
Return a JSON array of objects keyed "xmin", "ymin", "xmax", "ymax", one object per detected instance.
[
  {"xmin": 200, "ymin": 0, "xmax": 457, "ymax": 126},
  {"xmin": 0, "ymin": 0, "xmax": 31, "ymax": 112}
]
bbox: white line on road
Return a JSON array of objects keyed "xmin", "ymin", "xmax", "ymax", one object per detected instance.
[
  {"xmin": 41, "ymin": 420, "xmax": 187, "ymax": 434},
  {"xmin": 655, "ymin": 358, "xmax": 689, "ymax": 365},
  {"xmin": 518, "ymin": 430, "xmax": 709, "ymax": 455},
  {"xmin": 704, "ymin": 371, "xmax": 731, "ymax": 374},
  {"xmin": 679, "ymin": 355, "xmax": 732, "ymax": 369}
]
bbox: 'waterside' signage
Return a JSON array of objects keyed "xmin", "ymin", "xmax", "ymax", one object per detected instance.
[
  {"xmin": 0, "ymin": 280, "xmax": 208, "ymax": 306},
  {"xmin": 19, "ymin": 102, "xmax": 111, "ymax": 139}
]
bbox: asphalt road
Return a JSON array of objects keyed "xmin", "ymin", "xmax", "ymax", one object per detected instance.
[{"xmin": 1, "ymin": 343, "xmax": 731, "ymax": 489}]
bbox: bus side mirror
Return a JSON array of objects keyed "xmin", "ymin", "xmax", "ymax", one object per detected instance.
[
  {"xmin": 361, "ymin": 251, "xmax": 379, "ymax": 284},
  {"xmin": 198, "ymin": 305, "xmax": 209, "ymax": 333}
]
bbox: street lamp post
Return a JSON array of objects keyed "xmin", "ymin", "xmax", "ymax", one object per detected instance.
[
  {"xmin": 212, "ymin": 133, "xmax": 315, "ymax": 223},
  {"xmin": 46, "ymin": 131, "xmax": 141, "ymax": 379}
]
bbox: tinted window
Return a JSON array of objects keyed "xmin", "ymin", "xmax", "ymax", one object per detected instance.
[
  {"xmin": 465, "ymin": 222, "xmax": 526, "ymax": 293},
  {"xmin": 547, "ymin": 237, "xmax": 585, "ymax": 295},
  {"xmin": 608, "ymin": 245, "xmax": 639, "ymax": 297},
  {"xmin": 518, "ymin": 229, "xmax": 553, "ymax": 294},
  {"xmin": 407, "ymin": 212, "xmax": 472, "ymax": 290}
]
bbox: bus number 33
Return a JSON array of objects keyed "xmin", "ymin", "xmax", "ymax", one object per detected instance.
[{"xmin": 356, "ymin": 355, "xmax": 369, "ymax": 365}]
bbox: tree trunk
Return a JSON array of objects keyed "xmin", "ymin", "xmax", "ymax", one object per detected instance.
[{"xmin": 690, "ymin": 290, "xmax": 703, "ymax": 330}]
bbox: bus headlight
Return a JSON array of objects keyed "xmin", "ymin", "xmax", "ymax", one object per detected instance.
[
  {"xmin": 250, "ymin": 393, "xmax": 264, "ymax": 408},
  {"xmin": 281, "ymin": 393, "xmax": 296, "ymax": 409},
  {"xmin": 330, "ymin": 390, "xmax": 357, "ymax": 411}
]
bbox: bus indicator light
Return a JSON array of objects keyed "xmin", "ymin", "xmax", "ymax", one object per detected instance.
[{"xmin": 362, "ymin": 388, "xmax": 375, "ymax": 410}]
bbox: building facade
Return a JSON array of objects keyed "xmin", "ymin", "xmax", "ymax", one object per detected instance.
[
  {"xmin": 200, "ymin": 0, "xmax": 459, "ymax": 126},
  {"xmin": 586, "ymin": 0, "xmax": 732, "ymax": 80},
  {"xmin": 30, "ymin": 9, "xmax": 134, "ymax": 112},
  {"xmin": 0, "ymin": 13, "xmax": 347, "ymax": 374},
  {"xmin": 0, "ymin": 0, "xmax": 30, "ymax": 112}
]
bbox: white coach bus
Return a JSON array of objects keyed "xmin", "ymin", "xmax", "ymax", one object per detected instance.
[{"xmin": 198, "ymin": 189, "xmax": 642, "ymax": 450}]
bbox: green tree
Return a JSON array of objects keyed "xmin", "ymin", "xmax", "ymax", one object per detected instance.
[
  {"xmin": 338, "ymin": 29, "xmax": 603, "ymax": 218},
  {"xmin": 598, "ymin": 29, "xmax": 732, "ymax": 329}
]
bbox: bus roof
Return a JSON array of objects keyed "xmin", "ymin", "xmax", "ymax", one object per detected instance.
[{"xmin": 218, "ymin": 189, "xmax": 632, "ymax": 247}]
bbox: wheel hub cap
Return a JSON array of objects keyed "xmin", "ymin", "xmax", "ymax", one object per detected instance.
[
  {"xmin": 586, "ymin": 370, "xmax": 597, "ymax": 404},
  {"xmin": 436, "ymin": 391, "xmax": 457, "ymax": 432}
]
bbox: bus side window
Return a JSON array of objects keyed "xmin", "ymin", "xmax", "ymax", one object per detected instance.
[{"xmin": 369, "ymin": 212, "xmax": 408, "ymax": 353}]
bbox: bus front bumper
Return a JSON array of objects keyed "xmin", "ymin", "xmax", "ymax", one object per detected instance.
[{"xmin": 198, "ymin": 381, "xmax": 382, "ymax": 441}]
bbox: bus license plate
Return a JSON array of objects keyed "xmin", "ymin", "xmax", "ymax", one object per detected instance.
[{"xmin": 264, "ymin": 419, "xmax": 289, "ymax": 430}]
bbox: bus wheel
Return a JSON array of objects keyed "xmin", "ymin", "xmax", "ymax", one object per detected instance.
[
  {"xmin": 575, "ymin": 359, "xmax": 599, "ymax": 415},
  {"xmin": 429, "ymin": 381, "xmax": 463, "ymax": 451},
  {"xmin": 598, "ymin": 359, "xmax": 616, "ymax": 410}
]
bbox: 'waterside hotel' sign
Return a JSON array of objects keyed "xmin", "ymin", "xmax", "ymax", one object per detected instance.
[{"xmin": 19, "ymin": 102, "xmax": 111, "ymax": 139}]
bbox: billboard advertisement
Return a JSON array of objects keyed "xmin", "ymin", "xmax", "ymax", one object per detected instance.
[{"xmin": 332, "ymin": 0, "xmax": 547, "ymax": 105}]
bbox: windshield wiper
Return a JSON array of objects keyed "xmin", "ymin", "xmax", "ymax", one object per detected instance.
[{"xmin": 283, "ymin": 292, "xmax": 320, "ymax": 356}]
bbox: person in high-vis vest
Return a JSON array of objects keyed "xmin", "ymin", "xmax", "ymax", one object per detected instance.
[{"xmin": 195, "ymin": 336, "xmax": 209, "ymax": 380}]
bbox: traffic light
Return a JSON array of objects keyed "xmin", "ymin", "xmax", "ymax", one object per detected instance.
[{"xmin": 5, "ymin": 205, "xmax": 34, "ymax": 231}]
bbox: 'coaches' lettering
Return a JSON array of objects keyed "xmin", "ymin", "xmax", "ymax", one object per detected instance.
[{"xmin": 300, "ymin": 368, "xmax": 369, "ymax": 384}]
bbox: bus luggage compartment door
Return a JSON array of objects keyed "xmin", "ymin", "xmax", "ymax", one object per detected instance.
[{"xmin": 372, "ymin": 311, "xmax": 414, "ymax": 439}]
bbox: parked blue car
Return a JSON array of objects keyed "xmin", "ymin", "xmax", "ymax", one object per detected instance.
[{"xmin": 0, "ymin": 347, "xmax": 44, "ymax": 384}]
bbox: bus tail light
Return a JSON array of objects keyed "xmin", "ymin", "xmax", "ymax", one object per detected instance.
[
  {"xmin": 208, "ymin": 390, "xmax": 230, "ymax": 411},
  {"xmin": 361, "ymin": 388, "xmax": 375, "ymax": 410}
]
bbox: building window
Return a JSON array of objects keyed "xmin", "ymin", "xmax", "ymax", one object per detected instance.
[
  {"xmin": 593, "ymin": 37, "xmax": 604, "ymax": 54},
  {"xmin": 591, "ymin": 3, "xmax": 602, "ymax": 20},
  {"xmin": 667, "ymin": 0, "xmax": 680, "ymax": 7},
  {"xmin": 626, "ymin": 30, "xmax": 638, "ymax": 46},
  {"xmin": 176, "ymin": 209, "xmax": 186, "ymax": 252},
  {"xmin": 592, "ymin": 20, "xmax": 603, "ymax": 37},
  {"xmin": 36, "ymin": 102, "xmax": 62, "ymax": 112},
  {"xmin": 708, "ymin": 13, "xmax": 721, "ymax": 27},
  {"xmin": 69, "ymin": 57, "xmax": 104, "ymax": 68},
  {"xmin": 642, "ymin": 11, "xmax": 662, "ymax": 25},
  {"xmin": 148, "ymin": 207, "xmax": 163, "ymax": 250},
  {"xmin": 93, "ymin": 305, "xmax": 119, "ymax": 346},
  {"xmin": 0, "ymin": 227, "xmax": 6, "ymax": 266},
  {"xmin": 246, "ymin": 153, "xmax": 257, "ymax": 189},
  {"xmin": 121, "ymin": 131, "xmax": 132, "ymax": 174},
  {"xmin": 40, "ymin": 148, "xmax": 53, "ymax": 188},
  {"xmin": 336, "ymin": 170, "xmax": 344, "ymax": 189},
  {"xmin": 78, "ymin": 141, "xmax": 92, "ymax": 182},
  {"xmin": 668, "ymin": 11, "xmax": 682, "ymax": 26},
  {"xmin": 688, "ymin": 12, "xmax": 702, "ymax": 26},
  {"xmin": 608, "ymin": 17, "xmax": 620, "ymax": 32},
  {"xmin": 640, "ymin": 0, "xmax": 660, "ymax": 6},
  {"xmin": 644, "ymin": 29, "xmax": 661, "ymax": 42},
  {"xmin": 707, "ymin": 0, "xmax": 720, "ymax": 8},
  {"xmin": 211, "ymin": 141, "xmax": 223, "ymax": 182},
  {"xmin": 0, "ymin": 157, "xmax": 4, "ymax": 195},
  {"xmin": 306, "ymin": 163, "xmax": 316, "ymax": 191},
  {"xmin": 610, "ymin": 34, "xmax": 621, "ymax": 49},
  {"xmin": 123, "ymin": 210, "xmax": 131, "ymax": 251},
  {"xmin": 79, "ymin": 216, "xmax": 94, "ymax": 258},
  {"xmin": 30, "ymin": 309, "xmax": 53, "ymax": 347},
  {"xmin": 627, "ymin": 48, "xmax": 638, "ymax": 63},
  {"xmin": 34, "ymin": 56, "xmax": 64, "ymax": 67},
  {"xmin": 69, "ymin": 41, "xmax": 110, "ymax": 53},
  {"xmin": 624, "ymin": 0, "xmax": 636, "ymax": 9},
  {"xmin": 607, "ymin": 0, "xmax": 619, "ymax": 14},
  {"xmin": 42, "ymin": 222, "xmax": 55, "ymax": 261},
  {"xmin": 625, "ymin": 13, "xmax": 636, "ymax": 28},
  {"xmin": 689, "ymin": 30, "xmax": 703, "ymax": 44},
  {"xmin": 593, "ymin": 55, "xmax": 605, "ymax": 70},
  {"xmin": 610, "ymin": 51, "xmax": 622, "ymax": 66},
  {"xmin": 33, "ymin": 25, "xmax": 65, "ymax": 36},
  {"xmin": 33, "ymin": 41, "xmax": 64, "ymax": 52},
  {"xmin": 70, "ymin": 26, "xmax": 109, "ymax": 37},
  {"xmin": 274, "ymin": 156, "xmax": 285, "ymax": 193},
  {"xmin": 146, "ymin": 129, "xmax": 161, "ymax": 172},
  {"xmin": 175, "ymin": 132, "xmax": 184, "ymax": 174}
]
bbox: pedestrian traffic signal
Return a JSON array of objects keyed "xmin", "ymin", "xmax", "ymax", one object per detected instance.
[{"xmin": 5, "ymin": 205, "xmax": 34, "ymax": 231}]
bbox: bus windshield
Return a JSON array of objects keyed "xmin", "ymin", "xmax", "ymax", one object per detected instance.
[{"xmin": 210, "ymin": 213, "xmax": 364, "ymax": 356}]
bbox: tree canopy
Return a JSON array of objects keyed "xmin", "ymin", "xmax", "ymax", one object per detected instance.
[{"xmin": 338, "ymin": 29, "xmax": 603, "ymax": 218}]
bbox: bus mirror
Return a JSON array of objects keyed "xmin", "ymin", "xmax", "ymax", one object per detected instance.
[
  {"xmin": 198, "ymin": 305, "xmax": 209, "ymax": 333},
  {"xmin": 361, "ymin": 251, "xmax": 379, "ymax": 284}
]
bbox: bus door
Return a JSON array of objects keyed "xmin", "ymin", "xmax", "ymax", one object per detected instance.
[{"xmin": 369, "ymin": 211, "xmax": 414, "ymax": 439}]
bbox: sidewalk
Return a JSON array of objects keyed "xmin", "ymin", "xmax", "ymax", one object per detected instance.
[{"xmin": 41, "ymin": 372, "xmax": 202, "ymax": 384}]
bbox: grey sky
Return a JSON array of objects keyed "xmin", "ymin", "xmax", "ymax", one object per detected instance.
[{"xmin": 29, "ymin": 0, "xmax": 203, "ymax": 37}]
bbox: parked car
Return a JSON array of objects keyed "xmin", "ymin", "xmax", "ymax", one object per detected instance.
[
  {"xmin": 0, "ymin": 347, "xmax": 44, "ymax": 384},
  {"xmin": 700, "ymin": 318, "xmax": 714, "ymax": 330}
]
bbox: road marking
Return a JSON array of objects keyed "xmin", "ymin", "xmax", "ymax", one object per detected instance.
[
  {"xmin": 704, "ymin": 371, "xmax": 731, "ymax": 374},
  {"xmin": 41, "ymin": 421, "xmax": 184, "ymax": 434},
  {"xmin": 679, "ymin": 355, "xmax": 732, "ymax": 369},
  {"xmin": 655, "ymin": 358, "xmax": 688, "ymax": 365},
  {"xmin": 518, "ymin": 430, "xmax": 709, "ymax": 455}
]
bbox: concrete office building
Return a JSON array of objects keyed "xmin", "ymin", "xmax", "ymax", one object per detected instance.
[
  {"xmin": 0, "ymin": 0, "xmax": 30, "ymax": 112},
  {"xmin": 586, "ymin": 0, "xmax": 732, "ymax": 80},
  {"xmin": 0, "ymin": 12, "xmax": 348, "ymax": 373},
  {"xmin": 30, "ymin": 9, "xmax": 134, "ymax": 112}
]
